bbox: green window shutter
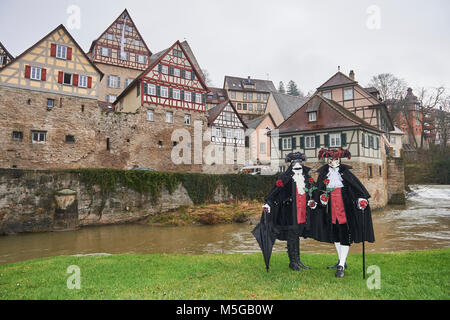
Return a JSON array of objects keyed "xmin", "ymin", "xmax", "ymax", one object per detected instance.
[
  {"xmin": 315, "ymin": 135, "xmax": 320, "ymax": 148},
  {"xmin": 192, "ymin": 72, "xmax": 196, "ymax": 80},
  {"xmin": 181, "ymin": 90, "xmax": 185, "ymax": 100},
  {"xmin": 369, "ymin": 136, "xmax": 373, "ymax": 148},
  {"xmin": 158, "ymin": 64, "xmax": 162, "ymax": 72},
  {"xmin": 137, "ymin": 81, "xmax": 141, "ymax": 97},
  {"xmin": 192, "ymin": 92, "xmax": 196, "ymax": 103},
  {"xmin": 292, "ymin": 137, "xmax": 296, "ymax": 150},
  {"xmin": 202, "ymin": 94, "xmax": 206, "ymax": 104},
  {"xmin": 181, "ymin": 69, "xmax": 186, "ymax": 79},
  {"xmin": 279, "ymin": 138, "xmax": 283, "ymax": 150},
  {"xmin": 362, "ymin": 133, "xmax": 365, "ymax": 147},
  {"xmin": 169, "ymin": 87, "xmax": 173, "ymax": 98},
  {"xmin": 376, "ymin": 137, "xmax": 380, "ymax": 149},
  {"xmin": 341, "ymin": 133, "xmax": 347, "ymax": 147},
  {"xmin": 156, "ymin": 85, "xmax": 161, "ymax": 97},
  {"xmin": 169, "ymin": 66, "xmax": 174, "ymax": 76},
  {"xmin": 300, "ymin": 137, "xmax": 305, "ymax": 149},
  {"xmin": 324, "ymin": 134, "xmax": 330, "ymax": 147},
  {"xmin": 143, "ymin": 83, "xmax": 148, "ymax": 95}
]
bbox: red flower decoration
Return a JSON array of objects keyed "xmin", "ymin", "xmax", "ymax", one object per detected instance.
[
  {"xmin": 308, "ymin": 178, "xmax": 314, "ymax": 184},
  {"xmin": 276, "ymin": 179, "xmax": 284, "ymax": 187},
  {"xmin": 324, "ymin": 179, "xmax": 330, "ymax": 185}
]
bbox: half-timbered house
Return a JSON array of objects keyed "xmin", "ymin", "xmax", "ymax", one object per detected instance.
[
  {"xmin": 316, "ymin": 70, "xmax": 394, "ymax": 137},
  {"xmin": 270, "ymin": 94, "xmax": 388, "ymax": 208},
  {"xmin": 88, "ymin": 9, "xmax": 152, "ymax": 104},
  {"xmin": 111, "ymin": 40, "xmax": 210, "ymax": 171},
  {"xmin": 0, "ymin": 24, "xmax": 104, "ymax": 169},
  {"xmin": 0, "ymin": 41, "xmax": 13, "ymax": 68}
]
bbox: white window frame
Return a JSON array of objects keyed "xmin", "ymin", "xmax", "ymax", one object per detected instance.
[
  {"xmin": 390, "ymin": 136, "xmax": 396, "ymax": 144},
  {"xmin": 343, "ymin": 88, "xmax": 354, "ymax": 101},
  {"xmin": 235, "ymin": 129, "xmax": 243, "ymax": 140},
  {"xmin": 134, "ymin": 40, "xmax": 142, "ymax": 46},
  {"xmin": 56, "ymin": 45, "xmax": 67, "ymax": 59},
  {"xmin": 173, "ymin": 89, "xmax": 181, "ymax": 100},
  {"xmin": 248, "ymin": 104, "xmax": 253, "ymax": 111},
  {"xmin": 100, "ymin": 47, "xmax": 110, "ymax": 57},
  {"xmin": 231, "ymin": 91, "xmax": 236, "ymax": 99},
  {"xmin": 226, "ymin": 128, "xmax": 233, "ymax": 139},
  {"xmin": 47, "ymin": 99, "xmax": 55, "ymax": 108},
  {"xmin": 30, "ymin": 67, "xmax": 42, "ymax": 81},
  {"xmin": 195, "ymin": 93, "xmax": 202, "ymax": 104},
  {"xmin": 282, "ymin": 137, "xmax": 292, "ymax": 150},
  {"xmin": 137, "ymin": 54, "xmax": 146, "ymax": 64},
  {"xmin": 161, "ymin": 65, "xmax": 169, "ymax": 75},
  {"xmin": 161, "ymin": 86, "xmax": 169, "ymax": 98},
  {"xmin": 106, "ymin": 95, "xmax": 117, "ymax": 103},
  {"xmin": 120, "ymin": 51, "xmax": 129, "ymax": 61},
  {"xmin": 322, "ymin": 91, "xmax": 332, "ymax": 99},
  {"xmin": 225, "ymin": 112, "xmax": 232, "ymax": 122},
  {"xmin": 308, "ymin": 112, "xmax": 317, "ymax": 122},
  {"xmin": 215, "ymin": 127, "xmax": 222, "ymax": 137},
  {"xmin": 184, "ymin": 114, "xmax": 191, "ymax": 126},
  {"xmin": 263, "ymin": 93, "xmax": 269, "ymax": 100},
  {"xmin": 185, "ymin": 70, "xmax": 191, "ymax": 79},
  {"xmin": 329, "ymin": 133, "xmax": 341, "ymax": 147},
  {"xmin": 108, "ymin": 75, "xmax": 120, "ymax": 88},
  {"xmin": 184, "ymin": 91, "xmax": 191, "ymax": 102},
  {"xmin": 165, "ymin": 111, "xmax": 173, "ymax": 123},
  {"xmin": 106, "ymin": 33, "xmax": 114, "ymax": 40},
  {"xmin": 32, "ymin": 131, "xmax": 47, "ymax": 144},
  {"xmin": 146, "ymin": 109, "xmax": 154, "ymax": 122},
  {"xmin": 305, "ymin": 135, "xmax": 316, "ymax": 149},
  {"xmin": 174, "ymin": 68, "xmax": 181, "ymax": 77},
  {"xmin": 79, "ymin": 75, "xmax": 88, "ymax": 88},
  {"xmin": 147, "ymin": 84, "xmax": 156, "ymax": 96}
]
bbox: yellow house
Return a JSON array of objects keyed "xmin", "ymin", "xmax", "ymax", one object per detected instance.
[{"xmin": 0, "ymin": 24, "xmax": 103, "ymax": 99}]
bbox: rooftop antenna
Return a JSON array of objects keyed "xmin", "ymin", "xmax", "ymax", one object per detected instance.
[{"xmin": 338, "ymin": 66, "xmax": 341, "ymax": 72}]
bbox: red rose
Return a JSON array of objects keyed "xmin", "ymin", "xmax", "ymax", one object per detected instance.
[
  {"xmin": 324, "ymin": 179, "xmax": 330, "ymax": 185},
  {"xmin": 276, "ymin": 179, "xmax": 284, "ymax": 187},
  {"xmin": 320, "ymin": 194, "xmax": 329, "ymax": 203},
  {"xmin": 308, "ymin": 178, "xmax": 314, "ymax": 184}
]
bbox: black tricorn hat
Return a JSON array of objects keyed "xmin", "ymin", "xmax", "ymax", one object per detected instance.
[{"xmin": 285, "ymin": 152, "xmax": 306, "ymax": 163}]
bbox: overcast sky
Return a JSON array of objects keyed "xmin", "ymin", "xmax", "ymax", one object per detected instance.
[{"xmin": 2, "ymin": 0, "xmax": 449, "ymax": 93}]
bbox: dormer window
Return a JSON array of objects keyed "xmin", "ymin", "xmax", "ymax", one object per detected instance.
[
  {"xmin": 308, "ymin": 112, "xmax": 317, "ymax": 122},
  {"xmin": 322, "ymin": 91, "xmax": 332, "ymax": 99},
  {"xmin": 343, "ymin": 88, "xmax": 354, "ymax": 101}
]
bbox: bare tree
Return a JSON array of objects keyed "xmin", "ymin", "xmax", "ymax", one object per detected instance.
[
  {"xmin": 434, "ymin": 94, "xmax": 450, "ymax": 150},
  {"xmin": 415, "ymin": 87, "xmax": 446, "ymax": 149},
  {"xmin": 368, "ymin": 73, "xmax": 407, "ymax": 102},
  {"xmin": 202, "ymin": 69, "xmax": 214, "ymax": 87}
]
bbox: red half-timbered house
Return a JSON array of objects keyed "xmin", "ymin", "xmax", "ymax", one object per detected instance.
[{"xmin": 87, "ymin": 9, "xmax": 152, "ymax": 104}]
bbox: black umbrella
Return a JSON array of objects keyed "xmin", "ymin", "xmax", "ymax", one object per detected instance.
[
  {"xmin": 252, "ymin": 209, "xmax": 276, "ymax": 272},
  {"xmin": 362, "ymin": 207, "xmax": 366, "ymax": 279}
]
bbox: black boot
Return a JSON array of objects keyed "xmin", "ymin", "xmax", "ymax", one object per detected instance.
[
  {"xmin": 335, "ymin": 265, "xmax": 345, "ymax": 278},
  {"xmin": 296, "ymin": 238, "xmax": 311, "ymax": 270},
  {"xmin": 327, "ymin": 260, "xmax": 347, "ymax": 269},
  {"xmin": 287, "ymin": 239, "xmax": 301, "ymax": 271}
]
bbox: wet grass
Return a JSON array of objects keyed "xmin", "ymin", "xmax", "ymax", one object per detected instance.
[
  {"xmin": 146, "ymin": 201, "xmax": 261, "ymax": 226},
  {"xmin": 0, "ymin": 249, "xmax": 448, "ymax": 300}
]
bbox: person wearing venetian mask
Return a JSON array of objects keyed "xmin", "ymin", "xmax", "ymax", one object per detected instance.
[
  {"xmin": 315, "ymin": 148, "xmax": 375, "ymax": 278},
  {"xmin": 259, "ymin": 152, "xmax": 318, "ymax": 271}
]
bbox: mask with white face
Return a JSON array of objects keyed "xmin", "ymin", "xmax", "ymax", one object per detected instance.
[
  {"xmin": 292, "ymin": 161, "xmax": 303, "ymax": 172},
  {"xmin": 327, "ymin": 158, "xmax": 340, "ymax": 168}
]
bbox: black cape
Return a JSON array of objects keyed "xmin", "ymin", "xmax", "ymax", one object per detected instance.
[
  {"xmin": 314, "ymin": 164, "xmax": 375, "ymax": 244},
  {"xmin": 264, "ymin": 165, "xmax": 317, "ymax": 241}
]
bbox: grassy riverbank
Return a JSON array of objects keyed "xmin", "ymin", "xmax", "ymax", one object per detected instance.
[
  {"xmin": 0, "ymin": 249, "xmax": 448, "ymax": 300},
  {"xmin": 146, "ymin": 201, "xmax": 261, "ymax": 226}
]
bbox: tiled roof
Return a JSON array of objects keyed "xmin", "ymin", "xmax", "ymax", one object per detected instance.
[
  {"xmin": 272, "ymin": 92, "xmax": 308, "ymax": 120},
  {"xmin": 317, "ymin": 72, "xmax": 357, "ymax": 90},
  {"xmin": 224, "ymin": 76, "xmax": 277, "ymax": 93}
]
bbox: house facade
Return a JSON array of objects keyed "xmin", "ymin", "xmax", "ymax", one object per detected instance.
[
  {"xmin": 0, "ymin": 41, "xmax": 13, "ymax": 68},
  {"xmin": 270, "ymin": 94, "xmax": 388, "ymax": 208},
  {"xmin": 0, "ymin": 25, "xmax": 104, "ymax": 169},
  {"xmin": 245, "ymin": 113, "xmax": 276, "ymax": 165},
  {"xmin": 205, "ymin": 100, "xmax": 247, "ymax": 173},
  {"xmin": 223, "ymin": 76, "xmax": 277, "ymax": 122},
  {"xmin": 111, "ymin": 40, "xmax": 210, "ymax": 171},
  {"xmin": 316, "ymin": 70, "xmax": 394, "ymax": 137},
  {"xmin": 87, "ymin": 9, "xmax": 152, "ymax": 104}
]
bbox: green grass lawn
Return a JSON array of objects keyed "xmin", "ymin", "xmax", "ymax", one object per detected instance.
[{"xmin": 0, "ymin": 249, "xmax": 449, "ymax": 300}]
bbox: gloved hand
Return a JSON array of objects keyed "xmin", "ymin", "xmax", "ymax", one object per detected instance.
[
  {"xmin": 320, "ymin": 194, "xmax": 329, "ymax": 206},
  {"xmin": 308, "ymin": 200, "xmax": 317, "ymax": 209},
  {"xmin": 262, "ymin": 204, "xmax": 271, "ymax": 214},
  {"xmin": 357, "ymin": 198, "xmax": 369, "ymax": 210}
]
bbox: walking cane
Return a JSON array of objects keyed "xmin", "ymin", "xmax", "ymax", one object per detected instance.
[{"xmin": 362, "ymin": 207, "xmax": 366, "ymax": 279}]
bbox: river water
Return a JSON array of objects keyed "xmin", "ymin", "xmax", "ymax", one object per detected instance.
[{"xmin": 0, "ymin": 185, "xmax": 449, "ymax": 265}]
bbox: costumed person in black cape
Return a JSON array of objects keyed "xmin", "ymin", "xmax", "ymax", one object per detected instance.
[
  {"xmin": 315, "ymin": 148, "xmax": 375, "ymax": 278},
  {"xmin": 261, "ymin": 152, "xmax": 318, "ymax": 271}
]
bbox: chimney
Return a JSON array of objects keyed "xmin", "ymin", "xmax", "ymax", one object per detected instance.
[{"xmin": 349, "ymin": 70, "xmax": 355, "ymax": 80}]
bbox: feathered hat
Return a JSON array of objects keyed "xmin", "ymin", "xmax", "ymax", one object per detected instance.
[
  {"xmin": 285, "ymin": 152, "xmax": 306, "ymax": 163},
  {"xmin": 318, "ymin": 148, "xmax": 351, "ymax": 160}
]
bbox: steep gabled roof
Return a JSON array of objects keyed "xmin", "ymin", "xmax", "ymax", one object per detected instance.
[
  {"xmin": 207, "ymin": 100, "xmax": 247, "ymax": 128},
  {"xmin": 0, "ymin": 40, "xmax": 14, "ymax": 60},
  {"xmin": 1, "ymin": 24, "xmax": 104, "ymax": 79},
  {"xmin": 224, "ymin": 76, "xmax": 277, "ymax": 93},
  {"xmin": 246, "ymin": 113, "xmax": 275, "ymax": 130},
  {"xmin": 317, "ymin": 71, "xmax": 357, "ymax": 90},
  {"xmin": 88, "ymin": 9, "xmax": 152, "ymax": 56},
  {"xmin": 277, "ymin": 94, "xmax": 382, "ymax": 134},
  {"xmin": 113, "ymin": 40, "xmax": 209, "ymax": 104},
  {"xmin": 272, "ymin": 92, "xmax": 308, "ymax": 120},
  {"xmin": 181, "ymin": 41, "xmax": 205, "ymax": 82}
]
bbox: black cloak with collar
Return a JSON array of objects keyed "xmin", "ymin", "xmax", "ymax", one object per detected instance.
[
  {"xmin": 264, "ymin": 164, "xmax": 317, "ymax": 241},
  {"xmin": 314, "ymin": 164, "xmax": 375, "ymax": 244}
]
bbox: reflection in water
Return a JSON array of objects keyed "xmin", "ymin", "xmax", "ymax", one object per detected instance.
[{"xmin": 0, "ymin": 185, "xmax": 449, "ymax": 265}]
